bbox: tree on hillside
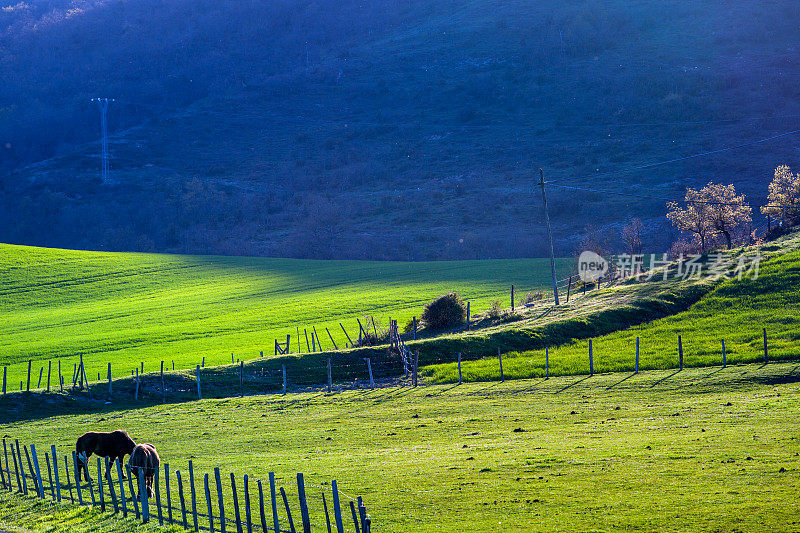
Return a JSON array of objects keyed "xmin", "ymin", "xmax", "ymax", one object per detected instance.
[
  {"xmin": 621, "ymin": 218, "xmax": 644, "ymax": 255},
  {"xmin": 667, "ymin": 182, "xmax": 751, "ymax": 251},
  {"xmin": 761, "ymin": 165, "xmax": 800, "ymax": 226}
]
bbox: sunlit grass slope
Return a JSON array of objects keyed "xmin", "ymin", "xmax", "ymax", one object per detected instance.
[
  {"xmin": 0, "ymin": 243, "xmax": 568, "ymax": 386},
  {"xmin": 426, "ymin": 235, "xmax": 800, "ymax": 382},
  {"xmin": 1, "ymin": 364, "xmax": 799, "ymax": 532}
]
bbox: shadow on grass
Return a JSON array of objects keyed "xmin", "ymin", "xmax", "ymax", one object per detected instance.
[
  {"xmin": 555, "ymin": 375, "xmax": 592, "ymax": 394},
  {"xmin": 606, "ymin": 372, "xmax": 638, "ymax": 390},
  {"xmin": 649, "ymin": 370, "xmax": 682, "ymax": 388}
]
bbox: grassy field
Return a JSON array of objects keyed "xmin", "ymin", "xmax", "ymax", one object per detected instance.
[
  {"xmin": 0, "ymin": 363, "xmax": 799, "ymax": 532},
  {"xmin": 425, "ymin": 234, "xmax": 800, "ymax": 383},
  {"xmin": 0, "ymin": 243, "xmax": 570, "ymax": 388}
]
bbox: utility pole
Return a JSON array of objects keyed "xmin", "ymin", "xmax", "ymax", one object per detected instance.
[
  {"xmin": 539, "ymin": 169, "xmax": 560, "ymax": 305},
  {"xmin": 91, "ymin": 98, "xmax": 114, "ymax": 183}
]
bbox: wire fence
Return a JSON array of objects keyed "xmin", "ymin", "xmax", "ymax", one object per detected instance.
[{"xmin": 0, "ymin": 438, "xmax": 370, "ymax": 533}]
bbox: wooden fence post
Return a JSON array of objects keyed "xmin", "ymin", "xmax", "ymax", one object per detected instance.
[
  {"xmin": 269, "ymin": 472, "xmax": 279, "ymax": 533},
  {"xmin": 214, "ymin": 467, "xmax": 226, "ymax": 533},
  {"xmin": 412, "ymin": 350, "xmax": 419, "ymax": 387},
  {"xmin": 196, "ymin": 366, "xmax": 202, "ymax": 400},
  {"xmin": 286, "ymin": 334, "xmax": 291, "ymax": 354},
  {"xmin": 257, "ymin": 480, "xmax": 267, "ymax": 533},
  {"xmin": 466, "ymin": 302, "xmax": 470, "ymax": 331},
  {"xmin": 326, "ymin": 328, "xmax": 338, "ymax": 350},
  {"xmin": 678, "ymin": 335, "xmax": 683, "ymax": 371},
  {"xmin": 331, "ymin": 480, "xmax": 344, "ymax": 533},
  {"xmin": 282, "ymin": 364, "xmax": 287, "ymax": 395},
  {"xmin": 297, "ymin": 473, "xmax": 311, "ymax": 533},
  {"xmin": 58, "ymin": 361, "xmax": 62, "ymax": 392},
  {"xmin": 161, "ymin": 361, "xmax": 165, "ymax": 403},
  {"xmin": 589, "ymin": 340, "xmax": 594, "ymax": 375},
  {"xmin": 566, "ymin": 276, "xmax": 572, "ymax": 303},
  {"xmin": 107, "ymin": 458, "xmax": 118, "ymax": 513},
  {"xmin": 763, "ymin": 328, "xmax": 768, "ymax": 363},
  {"xmin": 279, "ymin": 487, "xmax": 296, "ymax": 533},
  {"xmin": 339, "ymin": 323, "xmax": 354, "ymax": 346},
  {"xmin": 177, "ymin": 469, "xmax": 188, "ymax": 529},
  {"xmin": 498, "ymin": 348, "xmax": 504, "ymax": 382},
  {"xmin": 722, "ymin": 339, "xmax": 727, "ymax": 367},
  {"xmin": 47, "ymin": 361, "xmax": 51, "ymax": 392},
  {"xmin": 30, "ymin": 444, "xmax": 44, "ymax": 498},
  {"xmin": 366, "ymin": 359, "xmax": 374, "ymax": 389},
  {"xmin": 322, "ymin": 492, "xmax": 332, "ymax": 533},
  {"xmin": 26, "ymin": 360, "xmax": 31, "ymax": 392},
  {"xmin": 10, "ymin": 441, "xmax": 21, "ymax": 494},
  {"xmin": 63, "ymin": 456, "xmax": 73, "ymax": 503},
  {"xmin": 240, "ymin": 360, "xmax": 244, "ymax": 397},
  {"xmin": 153, "ymin": 468, "xmax": 161, "ymax": 524},
  {"xmin": 204, "ymin": 474, "xmax": 215, "ymax": 533},
  {"xmin": 635, "ymin": 337, "xmax": 640, "ymax": 373},
  {"xmin": 107, "ymin": 363, "xmax": 112, "ymax": 397},
  {"xmin": 189, "ymin": 460, "xmax": 199, "ymax": 531},
  {"xmin": 97, "ymin": 458, "xmax": 105, "ymax": 512},
  {"xmin": 52, "ymin": 445, "xmax": 61, "ymax": 503},
  {"xmin": 2, "ymin": 366, "xmax": 5, "ymax": 395},
  {"xmin": 327, "ymin": 358, "xmax": 332, "ymax": 393},
  {"xmin": 126, "ymin": 464, "xmax": 139, "ymax": 519},
  {"xmin": 230, "ymin": 474, "xmax": 241, "ymax": 533},
  {"xmin": 140, "ymin": 467, "xmax": 150, "ymax": 524},
  {"xmin": 457, "ymin": 353, "xmax": 462, "ymax": 385},
  {"xmin": 545, "ymin": 347, "xmax": 549, "ymax": 378},
  {"xmin": 164, "ymin": 463, "xmax": 172, "ymax": 524},
  {"xmin": 37, "ymin": 367, "xmax": 43, "ymax": 389},
  {"xmin": 45, "ymin": 453, "xmax": 53, "ymax": 499},
  {"xmin": 244, "ymin": 475, "xmax": 253, "ymax": 533},
  {"xmin": 116, "ymin": 459, "xmax": 127, "ymax": 517},
  {"xmin": 304, "ymin": 329, "xmax": 311, "ymax": 352},
  {"xmin": 314, "ymin": 325, "xmax": 323, "ymax": 351},
  {"xmin": 349, "ymin": 501, "xmax": 361, "ymax": 533},
  {"xmin": 71, "ymin": 452, "xmax": 81, "ymax": 503}
]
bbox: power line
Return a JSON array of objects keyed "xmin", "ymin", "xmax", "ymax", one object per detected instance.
[
  {"xmin": 90, "ymin": 98, "xmax": 115, "ymax": 183},
  {"xmin": 546, "ymin": 181, "xmax": 799, "ymax": 209}
]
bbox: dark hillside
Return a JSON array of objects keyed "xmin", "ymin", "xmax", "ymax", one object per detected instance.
[{"xmin": 1, "ymin": 0, "xmax": 799, "ymax": 258}]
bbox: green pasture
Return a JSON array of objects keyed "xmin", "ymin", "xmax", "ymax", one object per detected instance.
[
  {"xmin": 425, "ymin": 237, "xmax": 800, "ymax": 383},
  {"xmin": 0, "ymin": 363, "xmax": 799, "ymax": 532},
  {"xmin": 0, "ymin": 243, "xmax": 569, "ymax": 388}
]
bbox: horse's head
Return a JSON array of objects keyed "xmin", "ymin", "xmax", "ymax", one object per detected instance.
[{"xmin": 116, "ymin": 429, "xmax": 137, "ymax": 455}]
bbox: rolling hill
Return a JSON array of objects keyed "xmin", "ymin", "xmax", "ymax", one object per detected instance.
[
  {"xmin": 0, "ymin": 242, "xmax": 570, "ymax": 387},
  {"xmin": 2, "ymin": 0, "xmax": 800, "ymax": 258}
]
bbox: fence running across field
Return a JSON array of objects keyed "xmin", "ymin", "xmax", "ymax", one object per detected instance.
[{"xmin": 0, "ymin": 438, "xmax": 371, "ymax": 533}]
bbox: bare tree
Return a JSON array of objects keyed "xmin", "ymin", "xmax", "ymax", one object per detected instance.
[
  {"xmin": 667, "ymin": 182, "xmax": 751, "ymax": 251},
  {"xmin": 621, "ymin": 218, "xmax": 644, "ymax": 255}
]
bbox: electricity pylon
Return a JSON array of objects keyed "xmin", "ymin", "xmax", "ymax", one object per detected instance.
[{"xmin": 91, "ymin": 98, "xmax": 114, "ymax": 182}]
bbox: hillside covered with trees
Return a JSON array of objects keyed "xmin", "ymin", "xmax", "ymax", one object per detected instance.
[{"xmin": 1, "ymin": 0, "xmax": 799, "ymax": 258}]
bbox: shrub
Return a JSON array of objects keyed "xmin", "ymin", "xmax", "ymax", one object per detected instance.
[
  {"xmin": 421, "ymin": 292, "xmax": 467, "ymax": 330},
  {"xmin": 523, "ymin": 291, "xmax": 543, "ymax": 304},
  {"xmin": 487, "ymin": 300, "xmax": 502, "ymax": 318}
]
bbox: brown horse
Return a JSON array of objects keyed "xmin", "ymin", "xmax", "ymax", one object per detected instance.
[
  {"xmin": 75, "ymin": 430, "xmax": 136, "ymax": 482},
  {"xmin": 129, "ymin": 443, "xmax": 160, "ymax": 497}
]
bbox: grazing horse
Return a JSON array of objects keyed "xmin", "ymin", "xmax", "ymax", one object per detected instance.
[
  {"xmin": 75, "ymin": 430, "xmax": 136, "ymax": 482},
  {"xmin": 129, "ymin": 443, "xmax": 160, "ymax": 497}
]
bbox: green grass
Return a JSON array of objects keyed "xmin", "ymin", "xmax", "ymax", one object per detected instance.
[
  {"xmin": 425, "ymin": 235, "xmax": 800, "ymax": 383},
  {"xmin": 0, "ymin": 491, "xmax": 181, "ymax": 532},
  {"xmin": 1, "ymin": 363, "xmax": 799, "ymax": 532},
  {"xmin": 0, "ymin": 243, "xmax": 570, "ymax": 388}
]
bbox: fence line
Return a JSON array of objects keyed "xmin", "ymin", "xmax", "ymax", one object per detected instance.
[
  {"xmin": 0, "ymin": 438, "xmax": 371, "ymax": 533},
  {"xmin": 0, "ymin": 327, "xmax": 782, "ymax": 403}
]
